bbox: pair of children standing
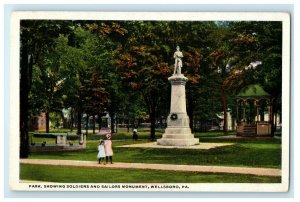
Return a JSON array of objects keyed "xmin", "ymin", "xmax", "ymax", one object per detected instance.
[{"xmin": 97, "ymin": 134, "xmax": 113, "ymax": 164}]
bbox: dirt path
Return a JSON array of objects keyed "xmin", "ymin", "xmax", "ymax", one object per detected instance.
[{"xmin": 20, "ymin": 159, "xmax": 281, "ymax": 177}]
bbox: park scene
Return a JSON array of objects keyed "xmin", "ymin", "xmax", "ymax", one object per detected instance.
[{"xmin": 19, "ymin": 19, "xmax": 283, "ymax": 185}]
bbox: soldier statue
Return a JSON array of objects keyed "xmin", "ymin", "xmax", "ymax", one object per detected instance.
[{"xmin": 173, "ymin": 46, "xmax": 183, "ymax": 75}]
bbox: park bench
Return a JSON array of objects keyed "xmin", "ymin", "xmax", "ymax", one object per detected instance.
[
  {"xmin": 32, "ymin": 133, "xmax": 83, "ymax": 146},
  {"xmin": 33, "ymin": 133, "xmax": 80, "ymax": 139}
]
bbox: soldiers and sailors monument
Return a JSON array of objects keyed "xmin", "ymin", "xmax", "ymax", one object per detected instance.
[{"xmin": 157, "ymin": 46, "xmax": 199, "ymax": 146}]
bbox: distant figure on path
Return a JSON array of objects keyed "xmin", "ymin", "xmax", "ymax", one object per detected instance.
[
  {"xmin": 173, "ymin": 46, "xmax": 183, "ymax": 75},
  {"xmin": 97, "ymin": 139, "xmax": 106, "ymax": 164},
  {"xmin": 104, "ymin": 134, "xmax": 113, "ymax": 164},
  {"xmin": 132, "ymin": 128, "xmax": 138, "ymax": 141}
]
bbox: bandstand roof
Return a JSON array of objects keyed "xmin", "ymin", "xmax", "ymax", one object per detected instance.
[{"xmin": 237, "ymin": 84, "xmax": 270, "ymax": 98}]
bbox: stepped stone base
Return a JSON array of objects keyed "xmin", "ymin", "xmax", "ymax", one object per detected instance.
[
  {"xmin": 157, "ymin": 127, "xmax": 199, "ymax": 146},
  {"xmin": 157, "ymin": 137, "xmax": 199, "ymax": 146}
]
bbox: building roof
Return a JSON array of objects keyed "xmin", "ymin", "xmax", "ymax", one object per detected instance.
[{"xmin": 237, "ymin": 84, "xmax": 270, "ymax": 97}]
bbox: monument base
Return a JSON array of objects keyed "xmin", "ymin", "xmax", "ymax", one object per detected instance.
[
  {"xmin": 156, "ymin": 73, "xmax": 199, "ymax": 146},
  {"xmin": 157, "ymin": 115, "xmax": 199, "ymax": 146},
  {"xmin": 157, "ymin": 135, "xmax": 199, "ymax": 146}
]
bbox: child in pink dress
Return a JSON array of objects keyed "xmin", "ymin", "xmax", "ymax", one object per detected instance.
[{"xmin": 105, "ymin": 134, "xmax": 113, "ymax": 164}]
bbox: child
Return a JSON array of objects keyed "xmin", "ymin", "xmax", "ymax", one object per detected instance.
[
  {"xmin": 104, "ymin": 134, "xmax": 113, "ymax": 164},
  {"xmin": 97, "ymin": 139, "xmax": 106, "ymax": 164}
]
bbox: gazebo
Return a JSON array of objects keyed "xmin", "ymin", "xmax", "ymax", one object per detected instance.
[{"xmin": 235, "ymin": 84, "xmax": 273, "ymax": 137}]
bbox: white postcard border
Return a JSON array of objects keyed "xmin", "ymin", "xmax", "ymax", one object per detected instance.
[{"xmin": 9, "ymin": 11, "xmax": 291, "ymax": 192}]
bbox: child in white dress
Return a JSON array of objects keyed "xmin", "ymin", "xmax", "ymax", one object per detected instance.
[{"xmin": 97, "ymin": 140, "xmax": 106, "ymax": 164}]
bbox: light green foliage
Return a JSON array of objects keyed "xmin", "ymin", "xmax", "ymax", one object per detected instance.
[{"xmin": 237, "ymin": 84, "xmax": 270, "ymax": 97}]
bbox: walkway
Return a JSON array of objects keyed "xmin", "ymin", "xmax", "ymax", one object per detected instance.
[{"xmin": 20, "ymin": 159, "xmax": 281, "ymax": 177}]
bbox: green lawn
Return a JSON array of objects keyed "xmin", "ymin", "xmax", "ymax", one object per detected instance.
[
  {"xmin": 33, "ymin": 128, "xmax": 237, "ymax": 142},
  {"xmin": 25, "ymin": 130, "xmax": 282, "ymax": 183},
  {"xmin": 28, "ymin": 137, "xmax": 281, "ymax": 168},
  {"xmin": 20, "ymin": 164, "xmax": 281, "ymax": 183}
]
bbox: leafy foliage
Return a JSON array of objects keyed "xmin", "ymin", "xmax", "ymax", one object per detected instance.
[{"xmin": 20, "ymin": 20, "xmax": 283, "ymax": 157}]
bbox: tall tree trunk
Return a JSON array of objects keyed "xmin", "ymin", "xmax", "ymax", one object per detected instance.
[
  {"xmin": 20, "ymin": 48, "xmax": 33, "ymax": 158},
  {"xmin": 190, "ymin": 114, "xmax": 194, "ymax": 133},
  {"xmin": 86, "ymin": 114, "xmax": 89, "ymax": 135},
  {"xmin": 187, "ymin": 103, "xmax": 194, "ymax": 133},
  {"xmin": 70, "ymin": 108, "xmax": 74, "ymax": 132},
  {"xmin": 115, "ymin": 117, "xmax": 118, "ymax": 133},
  {"xmin": 45, "ymin": 112, "xmax": 50, "ymax": 133},
  {"xmin": 92, "ymin": 114, "xmax": 96, "ymax": 134},
  {"xmin": 127, "ymin": 119, "xmax": 130, "ymax": 133},
  {"xmin": 187, "ymin": 88, "xmax": 195, "ymax": 132},
  {"xmin": 98, "ymin": 115, "xmax": 102, "ymax": 131},
  {"xmin": 149, "ymin": 112, "xmax": 156, "ymax": 141},
  {"xmin": 221, "ymin": 89, "xmax": 228, "ymax": 135},
  {"xmin": 20, "ymin": 102, "xmax": 29, "ymax": 158},
  {"xmin": 110, "ymin": 112, "xmax": 116, "ymax": 133},
  {"xmin": 61, "ymin": 111, "xmax": 66, "ymax": 128},
  {"xmin": 76, "ymin": 105, "xmax": 82, "ymax": 135},
  {"xmin": 142, "ymin": 92, "xmax": 158, "ymax": 141},
  {"xmin": 270, "ymin": 98, "xmax": 277, "ymax": 137}
]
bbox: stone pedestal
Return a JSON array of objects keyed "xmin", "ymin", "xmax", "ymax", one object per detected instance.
[{"xmin": 157, "ymin": 74, "xmax": 199, "ymax": 146}]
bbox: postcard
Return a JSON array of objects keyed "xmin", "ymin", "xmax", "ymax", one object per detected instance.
[{"xmin": 9, "ymin": 11, "xmax": 290, "ymax": 192}]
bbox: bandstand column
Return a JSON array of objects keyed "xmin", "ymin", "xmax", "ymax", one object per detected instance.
[
  {"xmin": 255, "ymin": 100, "xmax": 259, "ymax": 122},
  {"xmin": 243, "ymin": 100, "xmax": 246, "ymax": 123}
]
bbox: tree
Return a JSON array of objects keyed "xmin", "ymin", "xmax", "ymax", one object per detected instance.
[
  {"xmin": 80, "ymin": 70, "xmax": 110, "ymax": 134},
  {"xmin": 243, "ymin": 22, "xmax": 282, "ymax": 134},
  {"xmin": 85, "ymin": 22, "xmax": 129, "ymax": 134},
  {"xmin": 115, "ymin": 21, "xmax": 221, "ymax": 137},
  {"xmin": 29, "ymin": 36, "xmax": 67, "ymax": 133},
  {"xmin": 223, "ymin": 21, "xmax": 282, "ymax": 135},
  {"xmin": 163, "ymin": 22, "xmax": 218, "ymax": 132},
  {"xmin": 207, "ymin": 22, "xmax": 262, "ymax": 133},
  {"xmin": 20, "ymin": 20, "xmax": 72, "ymax": 158},
  {"xmin": 22, "ymin": 20, "xmax": 283, "ymax": 153},
  {"xmin": 115, "ymin": 21, "xmax": 174, "ymax": 140},
  {"xmin": 57, "ymin": 26, "xmax": 114, "ymax": 135}
]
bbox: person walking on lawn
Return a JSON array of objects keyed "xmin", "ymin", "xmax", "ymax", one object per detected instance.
[
  {"xmin": 104, "ymin": 134, "xmax": 113, "ymax": 164},
  {"xmin": 132, "ymin": 128, "xmax": 138, "ymax": 141}
]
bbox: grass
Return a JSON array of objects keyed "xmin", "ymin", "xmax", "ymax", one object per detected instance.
[
  {"xmin": 25, "ymin": 129, "xmax": 282, "ymax": 184},
  {"xmin": 28, "ymin": 136, "xmax": 281, "ymax": 168},
  {"xmin": 195, "ymin": 131, "xmax": 237, "ymax": 137},
  {"xmin": 20, "ymin": 164, "xmax": 281, "ymax": 183},
  {"xmin": 32, "ymin": 128, "xmax": 238, "ymax": 142},
  {"xmin": 30, "ymin": 128, "xmax": 165, "ymax": 142},
  {"xmin": 25, "ymin": 128, "xmax": 282, "ymax": 184}
]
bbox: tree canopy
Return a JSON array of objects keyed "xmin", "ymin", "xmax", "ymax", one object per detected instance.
[{"xmin": 20, "ymin": 20, "xmax": 283, "ymax": 157}]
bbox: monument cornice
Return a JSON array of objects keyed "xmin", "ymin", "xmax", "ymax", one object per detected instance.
[{"xmin": 168, "ymin": 74, "xmax": 188, "ymax": 85}]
